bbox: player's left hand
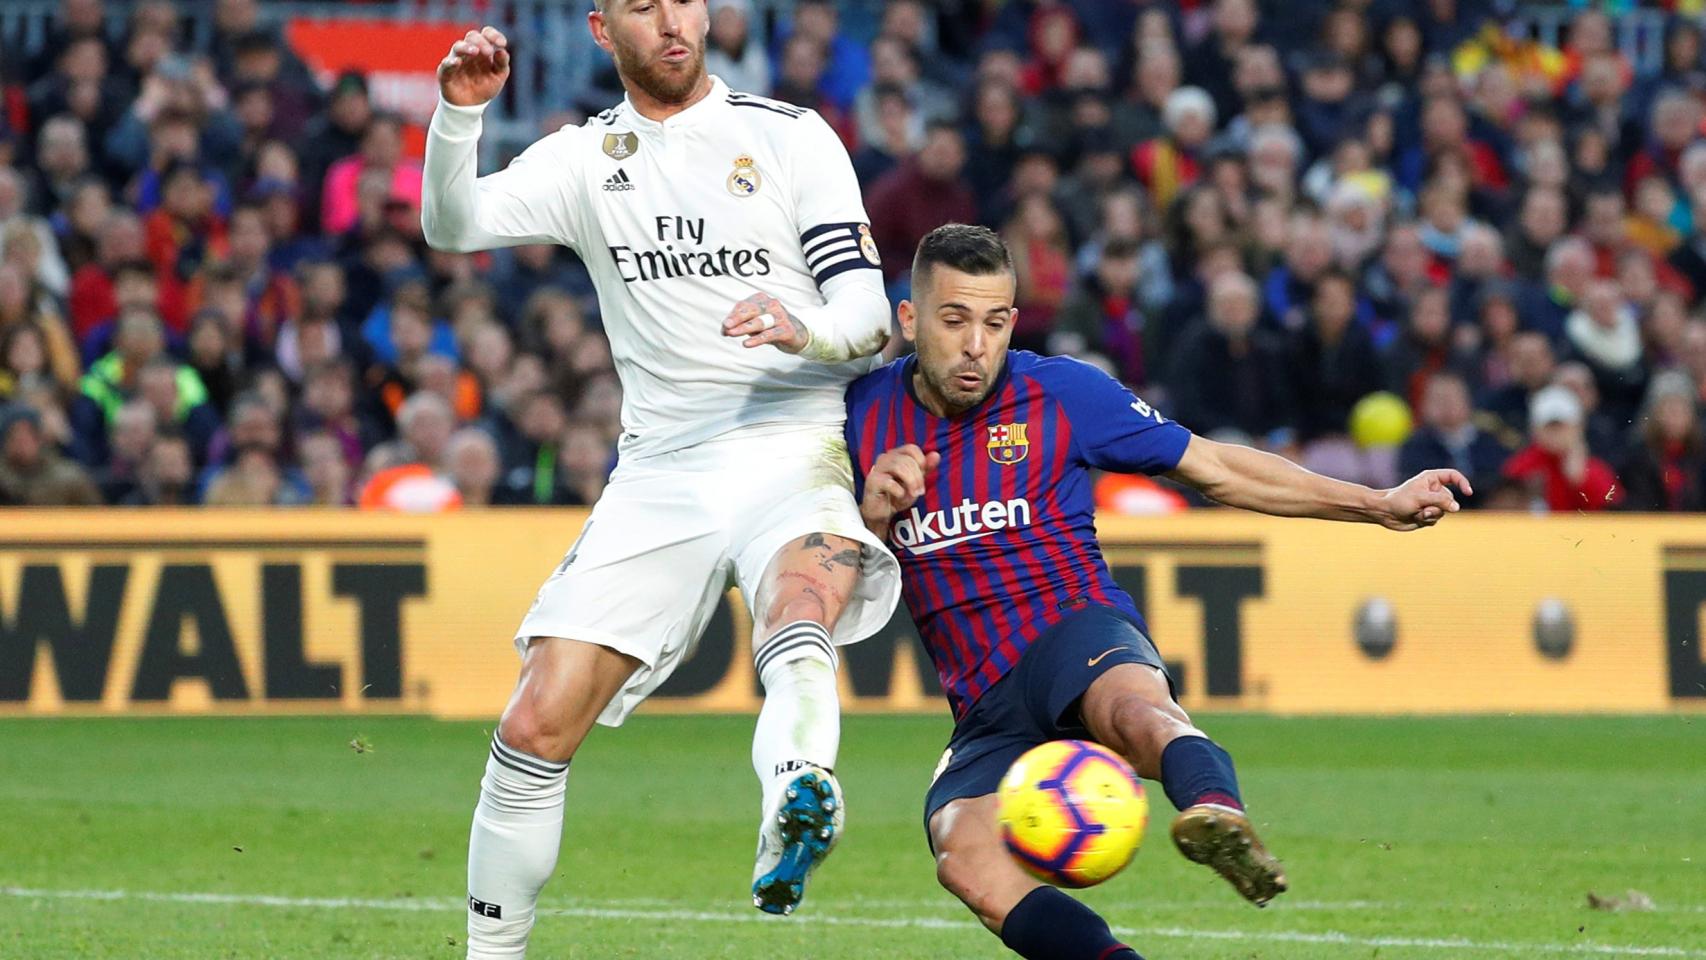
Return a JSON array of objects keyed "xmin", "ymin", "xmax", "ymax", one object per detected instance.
[
  {"xmin": 723, "ymin": 291, "xmax": 809, "ymax": 353},
  {"xmin": 1376, "ymin": 469, "xmax": 1472, "ymax": 531}
]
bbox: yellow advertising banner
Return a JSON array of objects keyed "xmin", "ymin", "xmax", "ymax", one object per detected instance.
[{"xmin": 1, "ymin": 510, "xmax": 1702, "ymax": 717}]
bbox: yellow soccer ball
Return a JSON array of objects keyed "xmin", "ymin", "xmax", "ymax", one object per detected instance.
[
  {"xmin": 1349, "ymin": 391, "xmax": 1414, "ymax": 449},
  {"xmin": 997, "ymin": 740, "xmax": 1148, "ymax": 888}
]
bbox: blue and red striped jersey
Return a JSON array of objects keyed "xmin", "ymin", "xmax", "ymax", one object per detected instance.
[{"xmin": 845, "ymin": 350, "xmax": 1192, "ymax": 719}]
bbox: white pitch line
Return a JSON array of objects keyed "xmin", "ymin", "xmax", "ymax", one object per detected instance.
[{"xmin": 2, "ymin": 887, "xmax": 1703, "ymax": 958}]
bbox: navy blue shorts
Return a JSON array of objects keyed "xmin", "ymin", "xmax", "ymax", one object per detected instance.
[{"xmin": 922, "ymin": 604, "xmax": 1170, "ymax": 843}]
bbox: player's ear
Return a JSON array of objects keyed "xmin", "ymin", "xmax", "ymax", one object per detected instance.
[
  {"xmin": 587, "ymin": 10, "xmax": 614, "ymax": 54},
  {"xmin": 897, "ymin": 300, "xmax": 918, "ymax": 342}
]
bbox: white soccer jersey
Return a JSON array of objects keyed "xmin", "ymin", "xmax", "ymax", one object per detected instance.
[{"xmin": 423, "ymin": 77, "xmax": 890, "ymax": 458}]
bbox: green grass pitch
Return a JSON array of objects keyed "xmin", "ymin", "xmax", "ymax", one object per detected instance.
[{"xmin": 1, "ymin": 713, "xmax": 1702, "ymax": 958}]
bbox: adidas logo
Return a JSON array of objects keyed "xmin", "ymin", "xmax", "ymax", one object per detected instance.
[{"xmin": 602, "ymin": 169, "xmax": 635, "ymax": 193}]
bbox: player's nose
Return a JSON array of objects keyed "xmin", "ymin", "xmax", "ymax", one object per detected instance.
[{"xmin": 964, "ymin": 330, "xmax": 987, "ymax": 359}]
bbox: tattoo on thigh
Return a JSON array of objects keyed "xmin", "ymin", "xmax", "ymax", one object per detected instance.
[{"xmin": 777, "ymin": 570, "xmax": 847, "ymax": 607}]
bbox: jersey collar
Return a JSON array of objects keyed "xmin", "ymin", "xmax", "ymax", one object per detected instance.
[
  {"xmin": 618, "ymin": 75, "xmax": 730, "ymax": 132},
  {"xmin": 901, "ymin": 350, "xmax": 1014, "ymax": 422}
]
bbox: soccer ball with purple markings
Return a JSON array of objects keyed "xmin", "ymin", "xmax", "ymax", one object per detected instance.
[{"xmin": 997, "ymin": 740, "xmax": 1148, "ymax": 888}]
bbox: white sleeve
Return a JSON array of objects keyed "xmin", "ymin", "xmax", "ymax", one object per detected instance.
[
  {"xmin": 421, "ymin": 98, "xmax": 583, "ymax": 253},
  {"xmin": 787, "ymin": 112, "xmax": 891, "ymax": 363}
]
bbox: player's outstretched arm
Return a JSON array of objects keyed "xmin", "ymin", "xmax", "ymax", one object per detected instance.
[
  {"xmin": 1166, "ymin": 435, "xmax": 1471, "ymax": 531},
  {"xmin": 422, "ymin": 27, "xmax": 567, "ymax": 253},
  {"xmin": 857, "ymin": 445, "xmax": 940, "ymax": 541}
]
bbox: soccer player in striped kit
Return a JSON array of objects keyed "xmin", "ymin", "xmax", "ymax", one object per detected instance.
[{"xmin": 846, "ymin": 224, "xmax": 1470, "ymax": 960}]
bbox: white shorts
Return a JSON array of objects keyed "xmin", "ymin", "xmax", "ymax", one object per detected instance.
[{"xmin": 514, "ymin": 423, "xmax": 902, "ymax": 726}]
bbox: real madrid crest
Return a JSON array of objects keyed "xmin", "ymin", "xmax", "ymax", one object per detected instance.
[
  {"xmin": 602, "ymin": 132, "xmax": 640, "ymax": 161},
  {"xmin": 727, "ymin": 155, "xmax": 762, "ymax": 197},
  {"xmin": 858, "ymin": 223, "xmax": 882, "ymax": 266}
]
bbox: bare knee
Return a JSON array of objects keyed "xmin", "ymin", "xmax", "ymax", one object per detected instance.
[
  {"xmin": 497, "ymin": 694, "xmax": 581, "ymax": 763},
  {"xmin": 494, "ymin": 640, "xmax": 637, "ymax": 762},
  {"xmin": 934, "ymin": 843, "xmax": 1007, "ymax": 932},
  {"xmin": 929, "ymin": 804, "xmax": 1036, "ymax": 933},
  {"xmin": 765, "ymin": 588, "xmax": 831, "ymax": 632}
]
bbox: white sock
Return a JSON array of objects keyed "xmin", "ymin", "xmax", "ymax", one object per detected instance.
[
  {"xmin": 466, "ymin": 735, "xmax": 569, "ymax": 960},
  {"xmin": 751, "ymin": 621, "xmax": 840, "ymax": 813}
]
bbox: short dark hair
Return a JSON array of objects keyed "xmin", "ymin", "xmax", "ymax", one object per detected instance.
[{"xmin": 911, "ymin": 223, "xmax": 1013, "ymax": 293}]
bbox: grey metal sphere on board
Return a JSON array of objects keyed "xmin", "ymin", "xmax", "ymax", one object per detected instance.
[
  {"xmin": 1354, "ymin": 597, "xmax": 1397, "ymax": 659},
  {"xmin": 1533, "ymin": 597, "xmax": 1574, "ymax": 660}
]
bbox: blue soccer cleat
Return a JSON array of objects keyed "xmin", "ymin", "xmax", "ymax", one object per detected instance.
[{"xmin": 751, "ymin": 767, "xmax": 844, "ymax": 915}]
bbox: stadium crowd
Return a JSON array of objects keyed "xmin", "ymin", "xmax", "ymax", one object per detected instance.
[{"xmin": 4, "ymin": 0, "xmax": 1706, "ymax": 512}]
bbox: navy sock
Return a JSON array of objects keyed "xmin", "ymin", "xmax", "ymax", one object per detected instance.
[
  {"xmin": 1159, "ymin": 735, "xmax": 1244, "ymax": 812},
  {"xmin": 999, "ymin": 887, "xmax": 1144, "ymax": 960}
]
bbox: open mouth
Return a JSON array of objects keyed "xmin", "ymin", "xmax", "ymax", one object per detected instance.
[{"xmin": 953, "ymin": 372, "xmax": 982, "ymax": 390}]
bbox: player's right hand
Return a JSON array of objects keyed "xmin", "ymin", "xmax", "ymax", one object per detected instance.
[
  {"xmin": 1376, "ymin": 468, "xmax": 1471, "ymax": 531},
  {"xmin": 861, "ymin": 445, "xmax": 940, "ymax": 530},
  {"xmin": 438, "ymin": 26, "xmax": 510, "ymax": 107}
]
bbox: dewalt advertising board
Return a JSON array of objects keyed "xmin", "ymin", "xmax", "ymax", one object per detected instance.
[{"xmin": 1, "ymin": 511, "xmax": 1701, "ymax": 716}]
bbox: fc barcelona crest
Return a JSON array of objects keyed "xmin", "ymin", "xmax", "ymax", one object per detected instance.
[
  {"xmin": 602, "ymin": 132, "xmax": 640, "ymax": 160},
  {"xmin": 988, "ymin": 422, "xmax": 1029, "ymax": 464}
]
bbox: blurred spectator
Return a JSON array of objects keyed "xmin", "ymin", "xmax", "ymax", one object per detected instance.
[
  {"xmin": 1289, "ymin": 270, "xmax": 1383, "ymax": 445},
  {"xmin": 1385, "ymin": 287, "xmax": 1477, "ymax": 413},
  {"xmin": 1617, "ymin": 370, "xmax": 1706, "ymax": 512},
  {"xmin": 1131, "ymin": 87, "xmax": 1213, "ymax": 212},
  {"xmin": 1519, "ymin": 236, "xmax": 1595, "ymax": 341},
  {"xmin": 97, "ymin": 398, "xmax": 156, "ymax": 502},
  {"xmin": 0, "ymin": 402, "xmax": 101, "ymax": 505},
  {"xmin": 320, "ymin": 114, "xmax": 422, "ymax": 237},
  {"xmin": 867, "ymin": 122, "xmax": 977, "ymax": 286},
  {"xmin": 298, "ymin": 72, "xmax": 372, "ymax": 231},
  {"xmin": 852, "ymin": 84, "xmax": 921, "ymax": 187},
  {"xmin": 1167, "ymin": 271, "xmax": 1295, "ymax": 442},
  {"xmin": 448, "ymin": 426, "xmax": 511, "ymax": 508},
  {"xmin": 386, "ymin": 390, "xmax": 455, "ymax": 472},
  {"xmin": 501, "ymin": 389, "xmax": 572, "ymax": 505},
  {"xmin": 1184, "ymin": 0, "xmax": 1260, "ymax": 122},
  {"xmin": 0, "ymin": 260, "xmax": 81, "ymax": 393},
  {"xmin": 1564, "ymin": 280, "xmax": 1647, "ymax": 426},
  {"xmin": 122, "ymin": 430, "xmax": 196, "ymax": 506},
  {"xmin": 1002, "ymin": 195, "xmax": 1072, "ymax": 353},
  {"xmin": 1552, "ymin": 360, "xmax": 1630, "ymax": 466},
  {"xmin": 856, "ymin": 36, "xmax": 953, "ymax": 148},
  {"xmin": 78, "ymin": 308, "xmax": 207, "ymax": 429},
  {"xmin": 297, "ymin": 429, "xmax": 352, "ymax": 506},
  {"xmin": 783, "ymin": 0, "xmax": 870, "ymax": 112},
  {"xmin": 1398, "ymin": 370, "xmax": 1512, "ymax": 508},
  {"xmin": 1502, "ymin": 384, "xmax": 1620, "ymax": 512},
  {"xmin": 706, "ymin": 0, "xmax": 771, "ymax": 96},
  {"xmin": 559, "ymin": 419, "xmax": 613, "ymax": 506},
  {"xmin": 225, "ymin": 26, "xmax": 319, "ymax": 142},
  {"xmin": 1055, "ymin": 237, "xmax": 1144, "ymax": 386}
]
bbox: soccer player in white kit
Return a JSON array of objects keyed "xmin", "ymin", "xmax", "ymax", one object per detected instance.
[{"xmin": 421, "ymin": 3, "xmax": 902, "ymax": 956}]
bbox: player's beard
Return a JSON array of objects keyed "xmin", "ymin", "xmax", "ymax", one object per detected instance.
[
  {"xmin": 919, "ymin": 358, "xmax": 997, "ymax": 414},
  {"xmin": 612, "ymin": 33, "xmax": 707, "ymax": 105}
]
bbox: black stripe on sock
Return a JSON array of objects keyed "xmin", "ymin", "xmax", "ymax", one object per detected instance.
[
  {"xmin": 755, "ymin": 632, "xmax": 836, "ymax": 678},
  {"xmin": 492, "ymin": 737, "xmax": 568, "ymax": 776},
  {"xmin": 490, "ymin": 745, "xmax": 561, "ymax": 780},
  {"xmin": 755, "ymin": 638, "xmax": 816, "ymax": 677},
  {"xmin": 754, "ymin": 622, "xmax": 829, "ymax": 662}
]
